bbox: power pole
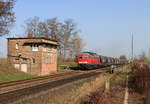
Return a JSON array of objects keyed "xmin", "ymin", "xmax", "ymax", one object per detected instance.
[{"xmin": 131, "ymin": 33, "xmax": 134, "ymax": 61}]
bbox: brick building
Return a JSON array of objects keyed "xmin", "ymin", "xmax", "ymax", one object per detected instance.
[{"xmin": 7, "ymin": 37, "xmax": 58, "ymax": 75}]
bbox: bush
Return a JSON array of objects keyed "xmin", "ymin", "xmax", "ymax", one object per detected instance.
[{"xmin": 129, "ymin": 61, "xmax": 150, "ymax": 93}]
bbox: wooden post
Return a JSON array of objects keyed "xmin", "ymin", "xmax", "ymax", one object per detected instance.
[{"xmin": 105, "ymin": 79, "xmax": 110, "ymax": 92}]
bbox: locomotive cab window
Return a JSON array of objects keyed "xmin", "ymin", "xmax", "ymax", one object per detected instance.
[
  {"xmin": 79, "ymin": 56, "xmax": 82, "ymax": 59},
  {"xmin": 83, "ymin": 56, "xmax": 88, "ymax": 59}
]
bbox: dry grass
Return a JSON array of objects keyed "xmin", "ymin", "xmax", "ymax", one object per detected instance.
[
  {"xmin": 11, "ymin": 66, "xmax": 128, "ymax": 104},
  {"xmin": 17, "ymin": 72, "xmax": 111, "ymax": 104},
  {"xmin": 80, "ymin": 65, "xmax": 129, "ymax": 104},
  {"xmin": 128, "ymin": 60, "xmax": 150, "ymax": 104},
  {"xmin": 129, "ymin": 60, "xmax": 150, "ymax": 93}
]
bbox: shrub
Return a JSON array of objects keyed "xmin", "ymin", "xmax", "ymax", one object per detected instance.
[{"xmin": 129, "ymin": 60, "xmax": 150, "ymax": 93}]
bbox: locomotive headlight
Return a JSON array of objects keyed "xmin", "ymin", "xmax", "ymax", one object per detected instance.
[
  {"xmin": 79, "ymin": 61, "xmax": 88, "ymax": 64},
  {"xmin": 84, "ymin": 61, "xmax": 88, "ymax": 64}
]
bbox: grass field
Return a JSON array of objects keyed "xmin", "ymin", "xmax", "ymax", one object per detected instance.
[
  {"xmin": 0, "ymin": 66, "xmax": 35, "ymax": 83},
  {"xmin": 0, "ymin": 58, "xmax": 77, "ymax": 83},
  {"xmin": 57, "ymin": 61, "xmax": 78, "ymax": 70}
]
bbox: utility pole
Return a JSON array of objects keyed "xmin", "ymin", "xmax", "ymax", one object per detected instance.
[{"xmin": 131, "ymin": 33, "xmax": 134, "ymax": 61}]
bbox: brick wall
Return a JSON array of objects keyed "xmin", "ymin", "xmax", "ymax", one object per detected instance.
[{"xmin": 8, "ymin": 38, "xmax": 57, "ymax": 75}]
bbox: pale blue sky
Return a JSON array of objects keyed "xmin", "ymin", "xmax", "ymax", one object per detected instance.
[{"xmin": 1, "ymin": 0, "xmax": 150, "ymax": 58}]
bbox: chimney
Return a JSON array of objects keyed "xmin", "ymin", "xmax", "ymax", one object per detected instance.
[{"xmin": 28, "ymin": 33, "xmax": 33, "ymax": 38}]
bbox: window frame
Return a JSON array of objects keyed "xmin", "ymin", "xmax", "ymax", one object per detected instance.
[{"xmin": 31, "ymin": 44, "xmax": 39, "ymax": 51}]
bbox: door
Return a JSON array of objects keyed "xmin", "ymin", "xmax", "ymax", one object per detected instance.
[
  {"xmin": 14, "ymin": 64, "xmax": 20, "ymax": 69},
  {"xmin": 21, "ymin": 64, "xmax": 27, "ymax": 73}
]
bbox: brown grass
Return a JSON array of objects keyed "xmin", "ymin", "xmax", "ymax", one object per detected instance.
[
  {"xmin": 17, "ymin": 72, "xmax": 110, "ymax": 104},
  {"xmin": 128, "ymin": 60, "xmax": 150, "ymax": 104},
  {"xmin": 129, "ymin": 60, "xmax": 150, "ymax": 93},
  {"xmin": 8, "ymin": 66, "xmax": 127, "ymax": 104}
]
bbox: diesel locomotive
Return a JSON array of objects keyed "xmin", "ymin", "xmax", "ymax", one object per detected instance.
[{"xmin": 75, "ymin": 52, "xmax": 124, "ymax": 69}]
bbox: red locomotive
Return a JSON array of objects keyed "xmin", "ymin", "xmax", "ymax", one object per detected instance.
[
  {"xmin": 76, "ymin": 52, "xmax": 100, "ymax": 69},
  {"xmin": 75, "ymin": 52, "xmax": 122, "ymax": 69}
]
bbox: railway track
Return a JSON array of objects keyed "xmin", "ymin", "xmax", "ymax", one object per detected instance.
[
  {"xmin": 0, "ymin": 67, "xmax": 113, "ymax": 104},
  {"xmin": 0, "ymin": 66, "xmax": 111, "ymax": 91},
  {"xmin": 0, "ymin": 71, "xmax": 81, "ymax": 93},
  {"xmin": 0, "ymin": 71, "xmax": 79, "ymax": 88}
]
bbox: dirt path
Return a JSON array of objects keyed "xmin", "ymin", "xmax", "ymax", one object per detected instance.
[{"xmin": 123, "ymin": 66, "xmax": 129, "ymax": 104}]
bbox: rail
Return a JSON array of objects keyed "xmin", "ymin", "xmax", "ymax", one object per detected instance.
[{"xmin": 0, "ymin": 71, "xmax": 80, "ymax": 91}]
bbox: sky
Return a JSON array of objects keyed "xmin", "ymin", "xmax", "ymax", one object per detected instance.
[{"xmin": 1, "ymin": 0, "xmax": 150, "ymax": 58}]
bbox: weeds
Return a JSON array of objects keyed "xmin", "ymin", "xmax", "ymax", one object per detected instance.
[
  {"xmin": 80, "ymin": 91, "xmax": 110, "ymax": 104},
  {"xmin": 128, "ymin": 60, "xmax": 150, "ymax": 104},
  {"xmin": 129, "ymin": 60, "xmax": 150, "ymax": 93}
]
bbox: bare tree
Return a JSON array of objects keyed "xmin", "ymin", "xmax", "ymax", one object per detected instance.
[
  {"xmin": 69, "ymin": 34, "xmax": 85, "ymax": 57},
  {"xmin": 148, "ymin": 48, "xmax": 150, "ymax": 60},
  {"xmin": 24, "ymin": 17, "xmax": 85, "ymax": 61},
  {"xmin": 45, "ymin": 18, "xmax": 62, "ymax": 40},
  {"xmin": 60, "ymin": 19, "xmax": 79, "ymax": 60},
  {"xmin": 24, "ymin": 17, "xmax": 63, "ymax": 40},
  {"xmin": 24, "ymin": 16, "xmax": 40, "ymax": 37},
  {"xmin": 0, "ymin": 0, "xmax": 15, "ymax": 36},
  {"xmin": 139, "ymin": 51, "xmax": 147, "ymax": 60},
  {"xmin": 120, "ymin": 55, "xmax": 127, "ymax": 60}
]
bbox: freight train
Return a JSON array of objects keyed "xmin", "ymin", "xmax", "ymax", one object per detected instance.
[{"xmin": 75, "ymin": 52, "xmax": 126, "ymax": 69}]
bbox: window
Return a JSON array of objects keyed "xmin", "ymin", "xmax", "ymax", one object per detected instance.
[
  {"xmin": 31, "ymin": 44, "xmax": 39, "ymax": 51},
  {"xmin": 32, "ymin": 58, "xmax": 36, "ymax": 64},
  {"xmin": 14, "ymin": 57, "xmax": 19, "ymax": 62},
  {"xmin": 47, "ymin": 47, "xmax": 51, "ymax": 52},
  {"xmin": 16, "ymin": 43, "xmax": 19, "ymax": 49},
  {"xmin": 79, "ymin": 56, "xmax": 82, "ymax": 59},
  {"xmin": 83, "ymin": 56, "xmax": 88, "ymax": 59}
]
